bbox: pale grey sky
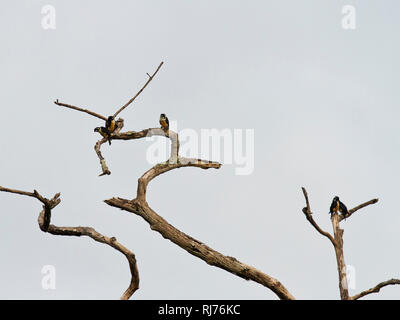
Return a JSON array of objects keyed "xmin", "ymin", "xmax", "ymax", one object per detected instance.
[{"xmin": 0, "ymin": 0, "xmax": 399, "ymax": 299}]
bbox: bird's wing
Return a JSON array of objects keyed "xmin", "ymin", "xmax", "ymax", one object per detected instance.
[
  {"xmin": 339, "ymin": 201, "xmax": 348, "ymax": 215},
  {"xmin": 329, "ymin": 200, "xmax": 336, "ymax": 213}
]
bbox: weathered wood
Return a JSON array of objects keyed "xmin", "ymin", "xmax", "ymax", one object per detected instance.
[
  {"xmin": 105, "ymin": 197, "xmax": 295, "ymax": 300},
  {"xmin": 331, "ymin": 214, "xmax": 349, "ymax": 300}
]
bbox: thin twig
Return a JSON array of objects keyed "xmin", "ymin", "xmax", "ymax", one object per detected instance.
[
  {"xmin": 350, "ymin": 279, "xmax": 400, "ymax": 300},
  {"xmin": 113, "ymin": 61, "xmax": 164, "ymax": 118},
  {"xmin": 54, "ymin": 99, "xmax": 107, "ymax": 120},
  {"xmin": 0, "ymin": 186, "xmax": 38, "ymax": 199}
]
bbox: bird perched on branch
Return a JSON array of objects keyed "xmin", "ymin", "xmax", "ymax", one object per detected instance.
[
  {"xmin": 159, "ymin": 113, "xmax": 169, "ymax": 131},
  {"xmin": 105, "ymin": 116, "xmax": 116, "ymax": 133},
  {"xmin": 94, "ymin": 127, "xmax": 112, "ymax": 145},
  {"xmin": 329, "ymin": 196, "xmax": 349, "ymax": 217},
  {"xmin": 94, "ymin": 116, "xmax": 116, "ymax": 145}
]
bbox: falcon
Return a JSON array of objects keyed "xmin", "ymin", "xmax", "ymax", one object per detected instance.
[
  {"xmin": 329, "ymin": 196, "xmax": 349, "ymax": 217},
  {"xmin": 159, "ymin": 113, "xmax": 169, "ymax": 131}
]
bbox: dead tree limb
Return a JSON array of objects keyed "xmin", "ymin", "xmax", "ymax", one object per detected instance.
[
  {"xmin": 113, "ymin": 61, "xmax": 164, "ymax": 118},
  {"xmin": 301, "ymin": 187, "xmax": 349, "ymax": 299},
  {"xmin": 330, "ymin": 213, "xmax": 349, "ymax": 300},
  {"xmin": 301, "ymin": 187, "xmax": 335, "ymax": 246},
  {"xmin": 300, "ymin": 187, "xmax": 399, "ymax": 300},
  {"xmin": 57, "ymin": 62, "xmax": 295, "ymax": 299},
  {"xmin": 54, "ymin": 99, "xmax": 107, "ymax": 121},
  {"xmin": 350, "ymin": 279, "xmax": 400, "ymax": 300},
  {"xmin": 51, "ymin": 62, "xmax": 295, "ymax": 299},
  {"xmin": 95, "ymin": 127, "xmax": 180, "ymax": 176},
  {"xmin": 0, "ymin": 186, "xmax": 139, "ymax": 300},
  {"xmin": 339, "ymin": 198, "xmax": 379, "ymax": 222},
  {"xmin": 8, "ymin": 61, "xmax": 397, "ymax": 300},
  {"xmin": 102, "ymin": 122, "xmax": 295, "ymax": 300},
  {"xmin": 54, "ymin": 62, "xmax": 164, "ymax": 176},
  {"xmin": 53, "ymin": 62, "xmax": 163, "ymax": 121}
]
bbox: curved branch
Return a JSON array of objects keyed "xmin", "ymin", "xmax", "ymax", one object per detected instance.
[
  {"xmin": 115, "ymin": 128, "xmax": 180, "ymax": 162},
  {"xmin": 53, "ymin": 62, "xmax": 295, "ymax": 299},
  {"xmin": 350, "ymin": 279, "xmax": 400, "ymax": 300},
  {"xmin": 94, "ymin": 139, "xmax": 111, "ymax": 176},
  {"xmin": 105, "ymin": 196, "xmax": 295, "ymax": 300},
  {"xmin": 0, "ymin": 186, "xmax": 139, "ymax": 299},
  {"xmin": 102, "ymin": 127, "xmax": 294, "ymax": 299},
  {"xmin": 94, "ymin": 118, "xmax": 125, "ymax": 176},
  {"xmin": 136, "ymin": 158, "xmax": 221, "ymax": 201},
  {"xmin": 46, "ymin": 223, "xmax": 139, "ymax": 299},
  {"xmin": 301, "ymin": 187, "xmax": 336, "ymax": 246},
  {"xmin": 101, "ymin": 121, "xmax": 294, "ymax": 299},
  {"xmin": 96, "ymin": 127, "xmax": 180, "ymax": 176}
]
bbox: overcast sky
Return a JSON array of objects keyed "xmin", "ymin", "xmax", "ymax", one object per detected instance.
[{"xmin": 1, "ymin": 0, "xmax": 399, "ymax": 300}]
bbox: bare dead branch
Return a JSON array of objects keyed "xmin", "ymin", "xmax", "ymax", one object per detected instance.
[
  {"xmin": 105, "ymin": 197, "xmax": 295, "ymax": 300},
  {"xmin": 102, "ymin": 123, "xmax": 294, "ymax": 299},
  {"xmin": 95, "ymin": 127, "xmax": 180, "ymax": 176},
  {"xmin": 339, "ymin": 198, "xmax": 379, "ymax": 222},
  {"xmin": 136, "ymin": 157, "xmax": 221, "ymax": 201},
  {"xmin": 94, "ymin": 139, "xmax": 112, "ymax": 176},
  {"xmin": 113, "ymin": 61, "xmax": 164, "ymax": 118},
  {"xmin": 55, "ymin": 61, "xmax": 163, "ymax": 123},
  {"xmin": 0, "ymin": 186, "xmax": 46, "ymax": 202},
  {"xmin": 100, "ymin": 99, "xmax": 295, "ymax": 299},
  {"xmin": 301, "ymin": 187, "xmax": 336, "ymax": 246},
  {"xmin": 301, "ymin": 187, "xmax": 350, "ymax": 299},
  {"xmin": 93, "ymin": 119, "xmax": 125, "ymax": 176},
  {"xmin": 301, "ymin": 188, "xmax": 386, "ymax": 300},
  {"xmin": 0, "ymin": 186, "xmax": 139, "ymax": 299},
  {"xmin": 350, "ymin": 279, "xmax": 400, "ymax": 300},
  {"xmin": 330, "ymin": 213, "xmax": 349, "ymax": 300},
  {"xmin": 54, "ymin": 99, "xmax": 107, "ymax": 121}
]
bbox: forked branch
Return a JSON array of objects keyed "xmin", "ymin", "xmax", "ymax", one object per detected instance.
[
  {"xmin": 0, "ymin": 186, "xmax": 139, "ymax": 300},
  {"xmin": 102, "ymin": 119, "xmax": 295, "ymax": 300},
  {"xmin": 300, "ymin": 187, "xmax": 392, "ymax": 300}
]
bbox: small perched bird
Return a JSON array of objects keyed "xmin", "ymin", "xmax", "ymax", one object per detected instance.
[
  {"xmin": 159, "ymin": 113, "xmax": 169, "ymax": 131},
  {"xmin": 329, "ymin": 196, "xmax": 349, "ymax": 217},
  {"xmin": 105, "ymin": 116, "xmax": 116, "ymax": 133},
  {"xmin": 94, "ymin": 127, "xmax": 111, "ymax": 145}
]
